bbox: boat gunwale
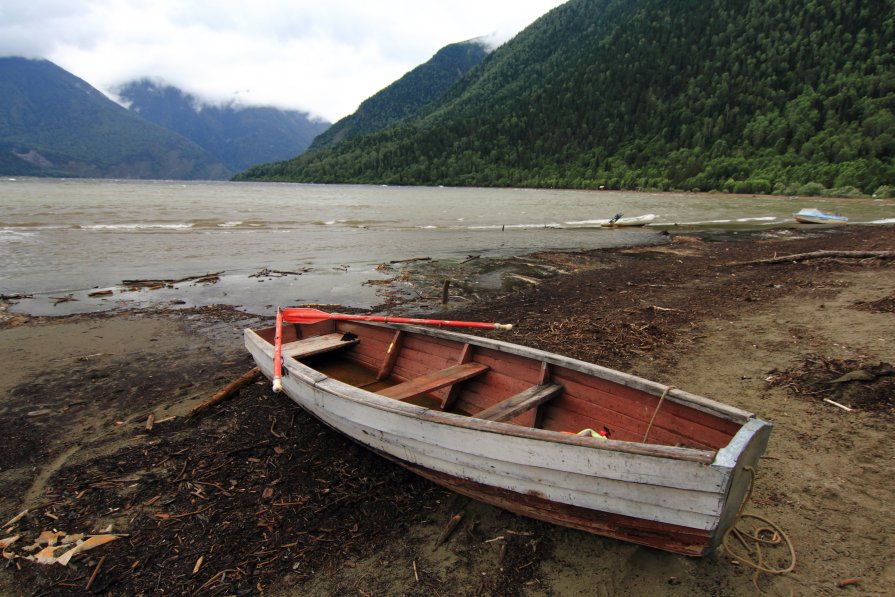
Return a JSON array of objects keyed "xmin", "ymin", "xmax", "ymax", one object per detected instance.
[
  {"xmin": 245, "ymin": 325, "xmax": 766, "ymax": 467},
  {"xmin": 351, "ymin": 321, "xmax": 754, "ymax": 424}
]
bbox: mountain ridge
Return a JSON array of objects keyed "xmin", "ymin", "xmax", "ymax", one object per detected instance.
[
  {"xmin": 237, "ymin": 0, "xmax": 895, "ymax": 196},
  {"xmin": 308, "ymin": 39, "xmax": 489, "ymax": 151},
  {"xmin": 0, "ymin": 57, "xmax": 230, "ymax": 179},
  {"xmin": 117, "ymin": 80, "xmax": 330, "ymax": 172}
]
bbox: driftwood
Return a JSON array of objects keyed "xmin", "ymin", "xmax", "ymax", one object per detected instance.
[
  {"xmin": 189, "ymin": 367, "xmax": 261, "ymax": 418},
  {"xmin": 434, "ymin": 511, "xmax": 465, "ymax": 547},
  {"xmin": 249, "ymin": 267, "xmax": 309, "ymax": 278},
  {"xmin": 49, "ymin": 295, "xmax": 78, "ymax": 305},
  {"xmin": 122, "ymin": 271, "xmax": 225, "ymax": 289},
  {"xmin": 389, "ymin": 257, "xmax": 431, "ymax": 264},
  {"xmin": 732, "ymin": 250, "xmax": 895, "ymax": 266}
]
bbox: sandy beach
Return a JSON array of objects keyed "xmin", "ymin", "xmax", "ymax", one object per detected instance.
[{"xmin": 1, "ymin": 225, "xmax": 893, "ymax": 596}]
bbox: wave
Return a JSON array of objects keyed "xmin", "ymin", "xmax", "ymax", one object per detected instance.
[
  {"xmin": 0, "ymin": 229, "xmax": 37, "ymax": 243},
  {"xmin": 467, "ymin": 222, "xmax": 566, "ymax": 230},
  {"xmin": 79, "ymin": 223, "xmax": 194, "ymax": 230},
  {"xmin": 565, "ymin": 219, "xmax": 607, "ymax": 226},
  {"xmin": 3, "ymin": 219, "xmax": 292, "ymax": 231},
  {"xmin": 735, "ymin": 216, "xmax": 778, "ymax": 222}
]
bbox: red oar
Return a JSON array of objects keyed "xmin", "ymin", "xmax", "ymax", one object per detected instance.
[
  {"xmin": 272, "ymin": 306, "xmax": 284, "ymax": 392},
  {"xmin": 282, "ymin": 307, "xmax": 513, "ymax": 331}
]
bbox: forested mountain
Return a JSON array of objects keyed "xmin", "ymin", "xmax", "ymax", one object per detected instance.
[
  {"xmin": 0, "ymin": 58, "xmax": 229, "ymax": 179},
  {"xmin": 309, "ymin": 39, "xmax": 489, "ymax": 151},
  {"xmin": 117, "ymin": 80, "xmax": 330, "ymax": 172},
  {"xmin": 238, "ymin": 0, "xmax": 895, "ymax": 196}
]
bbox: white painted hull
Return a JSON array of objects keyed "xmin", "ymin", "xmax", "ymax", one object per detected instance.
[{"xmin": 245, "ymin": 323, "xmax": 771, "ymax": 555}]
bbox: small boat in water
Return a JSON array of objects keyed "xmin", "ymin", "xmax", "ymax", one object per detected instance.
[
  {"xmin": 601, "ymin": 213, "xmax": 657, "ymax": 227},
  {"xmin": 793, "ymin": 208, "xmax": 848, "ymax": 225},
  {"xmin": 245, "ymin": 309, "xmax": 771, "ymax": 556}
]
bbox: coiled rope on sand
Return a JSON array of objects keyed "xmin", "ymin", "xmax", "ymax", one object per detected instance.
[{"xmin": 722, "ymin": 466, "xmax": 796, "ymax": 594}]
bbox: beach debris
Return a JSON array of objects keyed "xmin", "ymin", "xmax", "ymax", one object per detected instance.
[
  {"xmin": 4, "ymin": 530, "xmax": 121, "ymax": 566},
  {"xmin": 55, "ymin": 534, "xmax": 121, "ymax": 566},
  {"xmin": 88, "ymin": 289, "xmax": 114, "ymax": 297},
  {"xmin": 75, "ymin": 352, "xmax": 112, "ymax": 361},
  {"xmin": 730, "ymin": 250, "xmax": 895, "ymax": 266},
  {"xmin": 851, "ymin": 291, "xmax": 895, "ymax": 314},
  {"xmin": 122, "ymin": 271, "xmax": 225, "ymax": 290},
  {"xmin": 389, "ymin": 256, "xmax": 431, "ymax": 264},
  {"xmin": 85, "ymin": 554, "xmax": 107, "ymax": 591},
  {"xmin": 50, "ymin": 294, "xmax": 77, "ymax": 305},
  {"xmin": 434, "ymin": 511, "xmax": 465, "ymax": 547},
  {"xmin": 189, "ymin": 367, "xmax": 261, "ymax": 418},
  {"xmin": 145, "ymin": 412, "xmax": 156, "ymax": 431},
  {"xmin": 823, "ymin": 398, "xmax": 854, "ymax": 412},
  {"xmin": 766, "ymin": 356, "xmax": 895, "ymax": 414},
  {"xmin": 3, "ymin": 509, "xmax": 28, "ymax": 529},
  {"xmin": 507, "ymin": 274, "xmax": 540, "ymax": 285},
  {"xmin": 0, "ymin": 535, "xmax": 20, "ymax": 549},
  {"xmin": 828, "ymin": 363, "xmax": 894, "ymax": 384},
  {"xmin": 250, "ymin": 267, "xmax": 309, "ymax": 278},
  {"xmin": 838, "ymin": 577, "xmax": 862, "ymax": 588}
]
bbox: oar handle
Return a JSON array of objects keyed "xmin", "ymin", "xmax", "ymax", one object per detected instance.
[{"xmin": 272, "ymin": 307, "xmax": 284, "ymax": 392}]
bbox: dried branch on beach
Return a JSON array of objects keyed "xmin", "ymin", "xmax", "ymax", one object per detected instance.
[
  {"xmin": 189, "ymin": 367, "xmax": 261, "ymax": 418},
  {"xmin": 730, "ymin": 250, "xmax": 895, "ymax": 266}
]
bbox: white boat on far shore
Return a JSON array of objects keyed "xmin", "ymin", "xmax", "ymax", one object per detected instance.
[
  {"xmin": 793, "ymin": 208, "xmax": 848, "ymax": 225},
  {"xmin": 601, "ymin": 214, "xmax": 657, "ymax": 227}
]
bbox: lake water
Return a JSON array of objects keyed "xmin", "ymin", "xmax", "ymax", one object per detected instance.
[{"xmin": 1, "ymin": 178, "xmax": 893, "ymax": 315}]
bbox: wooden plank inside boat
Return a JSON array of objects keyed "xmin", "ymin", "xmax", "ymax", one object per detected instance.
[
  {"xmin": 475, "ymin": 383, "xmax": 564, "ymax": 422},
  {"xmin": 281, "ymin": 333, "xmax": 359, "ymax": 359},
  {"xmin": 377, "ymin": 362, "xmax": 489, "ymax": 402}
]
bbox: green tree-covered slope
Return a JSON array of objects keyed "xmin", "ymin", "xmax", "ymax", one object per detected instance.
[
  {"xmin": 0, "ymin": 58, "xmax": 230, "ymax": 179},
  {"xmin": 238, "ymin": 0, "xmax": 895, "ymax": 196},
  {"xmin": 117, "ymin": 80, "xmax": 330, "ymax": 172},
  {"xmin": 308, "ymin": 39, "xmax": 488, "ymax": 151}
]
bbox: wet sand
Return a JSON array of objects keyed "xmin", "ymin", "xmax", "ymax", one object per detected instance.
[{"xmin": 1, "ymin": 225, "xmax": 893, "ymax": 596}]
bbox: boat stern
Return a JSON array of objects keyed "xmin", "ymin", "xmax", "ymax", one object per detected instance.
[{"xmin": 709, "ymin": 418, "xmax": 773, "ymax": 550}]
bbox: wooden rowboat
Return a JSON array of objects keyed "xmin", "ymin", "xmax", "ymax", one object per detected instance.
[{"xmin": 245, "ymin": 317, "xmax": 771, "ymax": 556}]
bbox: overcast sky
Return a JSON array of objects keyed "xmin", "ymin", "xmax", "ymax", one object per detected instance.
[{"xmin": 0, "ymin": 0, "xmax": 567, "ymax": 122}]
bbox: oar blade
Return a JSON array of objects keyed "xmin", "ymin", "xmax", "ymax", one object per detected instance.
[{"xmin": 282, "ymin": 307, "xmax": 330, "ymax": 324}]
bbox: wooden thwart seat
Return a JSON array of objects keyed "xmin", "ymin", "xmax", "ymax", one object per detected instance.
[
  {"xmin": 281, "ymin": 333, "xmax": 359, "ymax": 359},
  {"xmin": 378, "ymin": 362, "xmax": 489, "ymax": 402},
  {"xmin": 475, "ymin": 383, "xmax": 564, "ymax": 422}
]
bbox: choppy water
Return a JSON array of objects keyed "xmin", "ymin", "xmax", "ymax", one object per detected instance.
[{"xmin": 1, "ymin": 178, "xmax": 892, "ymax": 315}]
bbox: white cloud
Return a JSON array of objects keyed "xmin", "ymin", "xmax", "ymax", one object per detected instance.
[{"xmin": 0, "ymin": 0, "xmax": 567, "ymax": 122}]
